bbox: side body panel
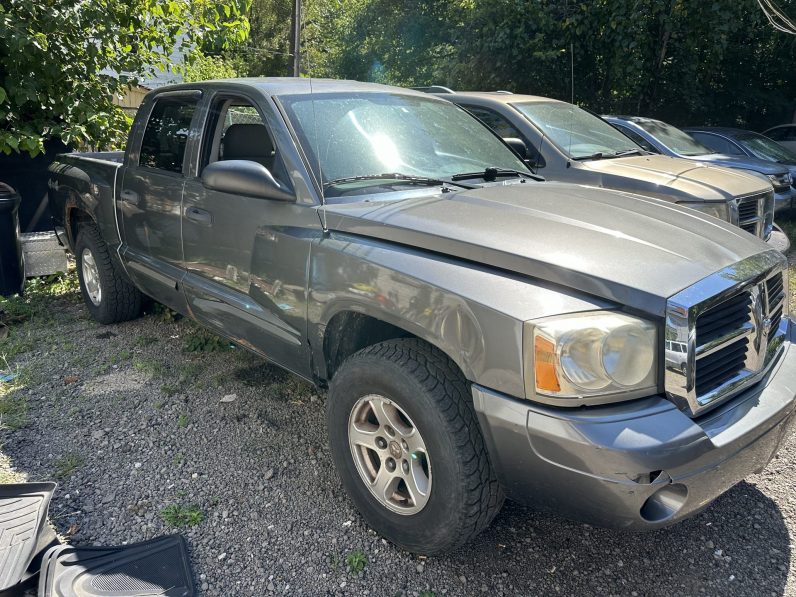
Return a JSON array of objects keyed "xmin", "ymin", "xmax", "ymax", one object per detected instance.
[{"xmin": 47, "ymin": 154, "xmax": 124, "ymax": 257}]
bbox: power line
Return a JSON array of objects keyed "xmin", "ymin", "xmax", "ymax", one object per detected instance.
[{"xmin": 757, "ymin": 0, "xmax": 796, "ymax": 34}]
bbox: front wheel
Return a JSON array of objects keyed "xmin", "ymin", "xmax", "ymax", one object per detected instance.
[
  {"xmin": 75, "ymin": 224, "xmax": 142, "ymax": 324},
  {"xmin": 327, "ymin": 339, "xmax": 504, "ymax": 554}
]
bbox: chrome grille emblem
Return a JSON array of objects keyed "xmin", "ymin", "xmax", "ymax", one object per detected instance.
[
  {"xmin": 663, "ymin": 251, "xmax": 788, "ymax": 416},
  {"xmin": 750, "ymin": 285, "xmax": 767, "ymax": 357}
]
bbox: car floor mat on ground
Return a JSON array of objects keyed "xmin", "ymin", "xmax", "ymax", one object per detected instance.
[
  {"xmin": 0, "ymin": 482, "xmax": 56, "ymax": 594},
  {"xmin": 38, "ymin": 534, "xmax": 195, "ymax": 597}
]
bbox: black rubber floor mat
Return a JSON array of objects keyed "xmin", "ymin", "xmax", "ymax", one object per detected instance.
[
  {"xmin": 39, "ymin": 535, "xmax": 194, "ymax": 597},
  {"xmin": 0, "ymin": 482, "xmax": 56, "ymax": 592}
]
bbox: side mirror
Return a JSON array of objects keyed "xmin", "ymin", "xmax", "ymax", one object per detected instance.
[
  {"xmin": 201, "ymin": 160, "xmax": 294, "ymax": 201},
  {"xmin": 504, "ymin": 137, "xmax": 528, "ymax": 159}
]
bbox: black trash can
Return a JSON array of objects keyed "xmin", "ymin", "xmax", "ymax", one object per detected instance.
[{"xmin": 0, "ymin": 182, "xmax": 24, "ymax": 297}]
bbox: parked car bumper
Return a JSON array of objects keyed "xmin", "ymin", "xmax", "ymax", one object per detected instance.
[
  {"xmin": 773, "ymin": 186, "xmax": 795, "ymax": 213},
  {"xmin": 472, "ymin": 321, "xmax": 796, "ymax": 530},
  {"xmin": 766, "ymin": 224, "xmax": 791, "ymax": 253}
]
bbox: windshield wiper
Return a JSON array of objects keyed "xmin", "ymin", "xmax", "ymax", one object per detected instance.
[
  {"xmin": 324, "ymin": 173, "xmax": 473, "ymax": 190},
  {"xmin": 450, "ymin": 167, "xmax": 536, "ymax": 182},
  {"xmin": 613, "ymin": 148, "xmax": 643, "ymax": 157},
  {"xmin": 572, "ymin": 152, "xmax": 608, "ymax": 161}
]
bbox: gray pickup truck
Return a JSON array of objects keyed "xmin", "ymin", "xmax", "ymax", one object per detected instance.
[{"xmin": 49, "ymin": 79, "xmax": 796, "ymax": 555}]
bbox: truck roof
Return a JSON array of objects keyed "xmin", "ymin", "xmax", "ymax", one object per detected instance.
[
  {"xmin": 151, "ymin": 77, "xmax": 433, "ymax": 97},
  {"xmin": 431, "ymin": 91, "xmax": 565, "ymax": 105}
]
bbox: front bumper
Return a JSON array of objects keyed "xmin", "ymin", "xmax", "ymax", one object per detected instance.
[{"xmin": 473, "ymin": 322, "xmax": 796, "ymax": 530}]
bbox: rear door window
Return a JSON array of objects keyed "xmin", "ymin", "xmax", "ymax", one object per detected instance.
[{"xmin": 139, "ymin": 96, "xmax": 200, "ymax": 173}]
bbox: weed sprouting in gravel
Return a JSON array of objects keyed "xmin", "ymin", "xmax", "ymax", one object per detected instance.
[
  {"xmin": 172, "ymin": 453, "xmax": 184, "ymax": 466},
  {"xmin": 177, "ymin": 413, "xmax": 188, "ymax": 428},
  {"xmin": 160, "ymin": 504, "xmax": 203, "ymax": 527},
  {"xmin": 133, "ymin": 358, "xmax": 166, "ymax": 377},
  {"xmin": 345, "ymin": 549, "xmax": 367, "ymax": 575},
  {"xmin": 418, "ymin": 592, "xmax": 436, "ymax": 597},
  {"xmin": 150, "ymin": 303, "xmax": 181, "ymax": 323},
  {"xmin": 53, "ymin": 453, "xmax": 84, "ymax": 479},
  {"xmin": 183, "ymin": 329, "xmax": 232, "ymax": 353},
  {"xmin": 160, "ymin": 383, "xmax": 177, "ymax": 397},
  {"xmin": 133, "ymin": 335, "xmax": 158, "ymax": 348}
]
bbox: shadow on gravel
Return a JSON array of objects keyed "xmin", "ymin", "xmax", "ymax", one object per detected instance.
[{"xmin": 438, "ymin": 481, "xmax": 790, "ymax": 596}]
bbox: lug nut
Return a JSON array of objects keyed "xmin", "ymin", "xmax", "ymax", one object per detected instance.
[
  {"xmin": 386, "ymin": 458, "xmax": 396, "ymax": 472},
  {"xmin": 401, "ymin": 439, "xmax": 408, "ymax": 451},
  {"xmin": 376, "ymin": 437, "xmax": 387, "ymax": 449},
  {"xmin": 402, "ymin": 460, "xmax": 409, "ymax": 474},
  {"xmin": 385, "ymin": 425, "xmax": 395, "ymax": 437}
]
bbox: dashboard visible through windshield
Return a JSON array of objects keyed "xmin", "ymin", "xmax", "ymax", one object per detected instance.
[{"xmin": 511, "ymin": 101, "xmax": 640, "ymax": 160}]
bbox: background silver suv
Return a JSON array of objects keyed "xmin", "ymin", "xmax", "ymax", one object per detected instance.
[{"xmin": 423, "ymin": 89, "xmax": 786, "ymax": 250}]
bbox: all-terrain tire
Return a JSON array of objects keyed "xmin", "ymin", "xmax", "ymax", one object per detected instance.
[
  {"xmin": 75, "ymin": 223, "xmax": 142, "ymax": 324},
  {"xmin": 327, "ymin": 338, "xmax": 504, "ymax": 555}
]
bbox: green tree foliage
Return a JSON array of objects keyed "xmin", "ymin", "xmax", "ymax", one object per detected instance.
[
  {"xmin": 315, "ymin": 0, "xmax": 796, "ymax": 129},
  {"xmin": 0, "ymin": 0, "xmax": 250, "ymax": 157},
  {"xmin": 183, "ymin": 51, "xmax": 239, "ymax": 82}
]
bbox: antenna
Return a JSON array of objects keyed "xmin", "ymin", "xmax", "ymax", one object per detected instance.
[{"xmin": 567, "ymin": 40, "xmax": 574, "ymax": 162}]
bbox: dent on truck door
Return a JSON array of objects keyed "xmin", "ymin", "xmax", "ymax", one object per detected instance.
[{"xmin": 119, "ymin": 93, "xmax": 200, "ymax": 312}]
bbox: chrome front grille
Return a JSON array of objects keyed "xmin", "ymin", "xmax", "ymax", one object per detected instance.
[
  {"xmin": 665, "ymin": 251, "xmax": 789, "ymax": 416},
  {"xmin": 736, "ymin": 192, "xmax": 770, "ymax": 238}
]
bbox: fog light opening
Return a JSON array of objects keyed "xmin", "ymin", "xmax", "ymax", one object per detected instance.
[{"xmin": 640, "ymin": 483, "xmax": 688, "ymax": 523}]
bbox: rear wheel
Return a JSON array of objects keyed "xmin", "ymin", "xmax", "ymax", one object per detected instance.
[
  {"xmin": 75, "ymin": 224, "xmax": 142, "ymax": 324},
  {"xmin": 327, "ymin": 339, "xmax": 504, "ymax": 554}
]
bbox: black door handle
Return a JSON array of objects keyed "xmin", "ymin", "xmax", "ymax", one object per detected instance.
[
  {"xmin": 120, "ymin": 189, "xmax": 139, "ymax": 205},
  {"xmin": 186, "ymin": 206, "xmax": 212, "ymax": 225}
]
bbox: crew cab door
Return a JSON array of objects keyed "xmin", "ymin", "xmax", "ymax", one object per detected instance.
[
  {"xmin": 180, "ymin": 93, "xmax": 315, "ymax": 377},
  {"xmin": 118, "ymin": 90, "xmax": 201, "ymax": 311}
]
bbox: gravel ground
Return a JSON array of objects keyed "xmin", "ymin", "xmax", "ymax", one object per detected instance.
[{"xmin": 0, "ymin": 247, "xmax": 794, "ymax": 597}]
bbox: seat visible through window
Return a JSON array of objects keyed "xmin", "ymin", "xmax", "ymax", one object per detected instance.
[{"xmin": 221, "ymin": 123, "xmax": 276, "ymax": 171}]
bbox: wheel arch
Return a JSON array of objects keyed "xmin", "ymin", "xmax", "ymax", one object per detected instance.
[{"xmin": 317, "ymin": 307, "xmax": 476, "ymax": 387}]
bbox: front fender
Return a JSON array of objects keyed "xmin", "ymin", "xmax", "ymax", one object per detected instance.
[{"xmin": 308, "ymin": 232, "xmax": 610, "ymax": 399}]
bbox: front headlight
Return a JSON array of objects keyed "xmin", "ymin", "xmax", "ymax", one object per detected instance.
[
  {"xmin": 678, "ymin": 201, "xmax": 733, "ymax": 224},
  {"xmin": 524, "ymin": 312, "xmax": 658, "ymax": 404},
  {"xmin": 768, "ymin": 173, "xmax": 791, "ymax": 187}
]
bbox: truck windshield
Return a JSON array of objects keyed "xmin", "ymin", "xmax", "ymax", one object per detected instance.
[
  {"xmin": 735, "ymin": 132, "xmax": 796, "ymax": 163},
  {"xmin": 511, "ymin": 101, "xmax": 640, "ymax": 160},
  {"xmin": 630, "ymin": 119, "xmax": 713, "ymax": 157},
  {"xmin": 277, "ymin": 92, "xmax": 530, "ymax": 198}
]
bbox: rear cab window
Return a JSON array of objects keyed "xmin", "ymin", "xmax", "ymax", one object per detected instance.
[{"xmin": 139, "ymin": 96, "xmax": 200, "ymax": 173}]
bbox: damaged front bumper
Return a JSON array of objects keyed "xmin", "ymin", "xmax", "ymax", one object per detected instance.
[{"xmin": 473, "ymin": 322, "xmax": 796, "ymax": 529}]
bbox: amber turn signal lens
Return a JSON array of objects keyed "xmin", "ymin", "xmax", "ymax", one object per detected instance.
[{"xmin": 534, "ymin": 335, "xmax": 560, "ymax": 393}]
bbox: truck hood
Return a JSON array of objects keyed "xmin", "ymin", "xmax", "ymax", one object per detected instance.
[
  {"xmin": 687, "ymin": 153, "xmax": 788, "ymax": 176},
  {"xmin": 579, "ymin": 154, "xmax": 770, "ymax": 201},
  {"xmin": 321, "ymin": 182, "xmax": 769, "ymax": 317}
]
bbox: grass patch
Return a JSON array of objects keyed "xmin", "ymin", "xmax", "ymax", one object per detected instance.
[
  {"xmin": 53, "ymin": 453, "xmax": 84, "ymax": 479},
  {"xmin": 160, "ymin": 504, "xmax": 203, "ymax": 527},
  {"xmin": 133, "ymin": 358, "xmax": 166, "ymax": 377},
  {"xmin": 0, "ymin": 365, "xmax": 30, "ymax": 430},
  {"xmin": 183, "ymin": 328, "xmax": 232, "ymax": 353},
  {"xmin": 150, "ymin": 303, "xmax": 181, "ymax": 323},
  {"xmin": 345, "ymin": 549, "xmax": 367, "ymax": 575},
  {"xmin": 133, "ymin": 335, "xmax": 159, "ymax": 348}
]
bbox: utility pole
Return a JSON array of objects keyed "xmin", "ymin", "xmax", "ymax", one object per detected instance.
[{"xmin": 289, "ymin": 0, "xmax": 301, "ymax": 77}]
